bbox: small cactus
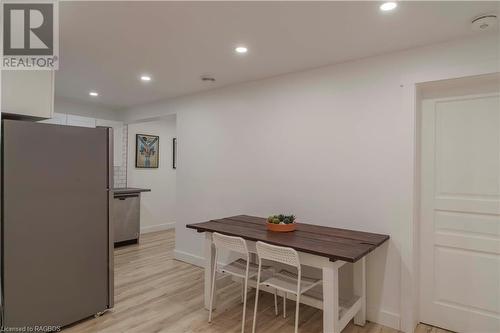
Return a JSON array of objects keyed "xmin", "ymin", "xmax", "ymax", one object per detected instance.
[{"xmin": 267, "ymin": 214, "xmax": 296, "ymax": 224}]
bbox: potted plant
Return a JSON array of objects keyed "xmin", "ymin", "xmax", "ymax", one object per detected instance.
[{"xmin": 266, "ymin": 214, "xmax": 297, "ymax": 232}]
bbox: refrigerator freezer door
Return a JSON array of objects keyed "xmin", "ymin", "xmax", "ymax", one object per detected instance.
[{"xmin": 2, "ymin": 120, "xmax": 110, "ymax": 328}]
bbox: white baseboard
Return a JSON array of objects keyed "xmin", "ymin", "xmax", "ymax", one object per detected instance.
[
  {"xmin": 367, "ymin": 306, "xmax": 400, "ymax": 330},
  {"xmin": 140, "ymin": 222, "xmax": 175, "ymax": 234},
  {"xmin": 174, "ymin": 249, "xmax": 205, "ymax": 267}
]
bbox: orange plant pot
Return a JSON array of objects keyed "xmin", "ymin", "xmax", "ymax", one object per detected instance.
[{"xmin": 266, "ymin": 222, "xmax": 296, "ymax": 232}]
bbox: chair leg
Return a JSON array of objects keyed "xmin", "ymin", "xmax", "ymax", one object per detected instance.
[
  {"xmin": 294, "ymin": 293, "xmax": 300, "ymax": 333},
  {"xmin": 252, "ymin": 261, "xmax": 262, "ymax": 333},
  {"xmin": 283, "ymin": 293, "xmax": 286, "ymax": 318},
  {"xmin": 241, "ymin": 270, "xmax": 249, "ymax": 333},
  {"xmin": 274, "ymin": 289, "xmax": 278, "ymax": 316},
  {"xmin": 208, "ymin": 251, "xmax": 218, "ymax": 323},
  {"xmin": 241, "ymin": 280, "xmax": 245, "ymax": 304}
]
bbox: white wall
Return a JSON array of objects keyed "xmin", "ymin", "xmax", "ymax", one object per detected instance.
[
  {"xmin": 122, "ymin": 34, "xmax": 499, "ymax": 331},
  {"xmin": 127, "ymin": 116, "xmax": 177, "ymax": 233}
]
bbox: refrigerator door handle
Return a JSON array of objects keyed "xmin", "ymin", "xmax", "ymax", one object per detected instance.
[{"xmin": 106, "ymin": 127, "xmax": 115, "ymax": 308}]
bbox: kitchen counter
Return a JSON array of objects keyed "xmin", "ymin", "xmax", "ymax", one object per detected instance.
[{"xmin": 112, "ymin": 187, "xmax": 151, "ymax": 195}]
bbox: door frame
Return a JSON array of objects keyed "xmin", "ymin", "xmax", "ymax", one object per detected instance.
[{"xmin": 400, "ymin": 71, "xmax": 499, "ymax": 333}]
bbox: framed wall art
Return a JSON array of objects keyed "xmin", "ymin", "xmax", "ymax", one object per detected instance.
[{"xmin": 136, "ymin": 134, "xmax": 159, "ymax": 168}]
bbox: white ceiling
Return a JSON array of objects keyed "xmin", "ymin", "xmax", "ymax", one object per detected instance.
[{"xmin": 57, "ymin": 1, "xmax": 498, "ymax": 110}]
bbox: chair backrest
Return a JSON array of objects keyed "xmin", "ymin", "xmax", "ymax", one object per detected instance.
[
  {"xmin": 255, "ymin": 241, "xmax": 300, "ymax": 268},
  {"xmin": 212, "ymin": 232, "xmax": 248, "ymax": 255}
]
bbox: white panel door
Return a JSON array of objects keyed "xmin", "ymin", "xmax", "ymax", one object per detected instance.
[{"xmin": 420, "ymin": 93, "xmax": 500, "ymax": 333}]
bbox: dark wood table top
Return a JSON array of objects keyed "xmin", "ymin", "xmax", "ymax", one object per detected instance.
[{"xmin": 186, "ymin": 215, "xmax": 389, "ymax": 262}]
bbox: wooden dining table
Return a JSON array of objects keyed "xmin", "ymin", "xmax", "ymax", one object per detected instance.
[{"xmin": 187, "ymin": 215, "xmax": 389, "ymax": 333}]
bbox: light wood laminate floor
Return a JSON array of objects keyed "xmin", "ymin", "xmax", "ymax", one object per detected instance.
[{"xmin": 64, "ymin": 230, "xmax": 452, "ymax": 333}]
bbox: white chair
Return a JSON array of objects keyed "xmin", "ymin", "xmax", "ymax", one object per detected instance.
[
  {"xmin": 209, "ymin": 232, "xmax": 276, "ymax": 333},
  {"xmin": 252, "ymin": 241, "xmax": 322, "ymax": 333}
]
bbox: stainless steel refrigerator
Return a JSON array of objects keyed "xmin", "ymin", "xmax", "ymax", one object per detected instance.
[{"xmin": 1, "ymin": 119, "xmax": 114, "ymax": 330}]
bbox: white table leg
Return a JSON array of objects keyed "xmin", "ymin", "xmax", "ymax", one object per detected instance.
[
  {"xmin": 204, "ymin": 232, "xmax": 215, "ymax": 310},
  {"xmin": 322, "ymin": 261, "xmax": 340, "ymax": 333},
  {"xmin": 353, "ymin": 256, "xmax": 366, "ymax": 326}
]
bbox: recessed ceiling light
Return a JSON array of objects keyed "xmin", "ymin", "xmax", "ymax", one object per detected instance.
[
  {"xmin": 235, "ymin": 46, "xmax": 248, "ymax": 54},
  {"xmin": 140, "ymin": 75, "xmax": 152, "ymax": 82},
  {"xmin": 380, "ymin": 2, "xmax": 397, "ymax": 11},
  {"xmin": 89, "ymin": 91, "xmax": 99, "ymax": 97}
]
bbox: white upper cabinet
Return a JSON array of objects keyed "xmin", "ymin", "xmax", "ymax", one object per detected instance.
[
  {"xmin": 1, "ymin": 70, "xmax": 54, "ymax": 119},
  {"xmin": 66, "ymin": 115, "xmax": 96, "ymax": 128},
  {"xmin": 96, "ymin": 119, "xmax": 124, "ymax": 166},
  {"xmin": 38, "ymin": 112, "xmax": 67, "ymax": 125},
  {"xmin": 38, "ymin": 114, "xmax": 124, "ymax": 166}
]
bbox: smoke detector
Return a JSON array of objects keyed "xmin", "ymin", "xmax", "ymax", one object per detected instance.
[{"xmin": 471, "ymin": 14, "xmax": 497, "ymax": 32}]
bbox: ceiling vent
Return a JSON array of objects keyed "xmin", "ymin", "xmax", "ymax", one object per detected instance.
[
  {"xmin": 471, "ymin": 14, "xmax": 497, "ymax": 32},
  {"xmin": 201, "ymin": 75, "xmax": 216, "ymax": 82}
]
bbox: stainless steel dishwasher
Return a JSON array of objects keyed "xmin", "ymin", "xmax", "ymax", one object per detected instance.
[
  {"xmin": 112, "ymin": 188, "xmax": 151, "ymax": 246},
  {"xmin": 113, "ymin": 192, "xmax": 140, "ymax": 245}
]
